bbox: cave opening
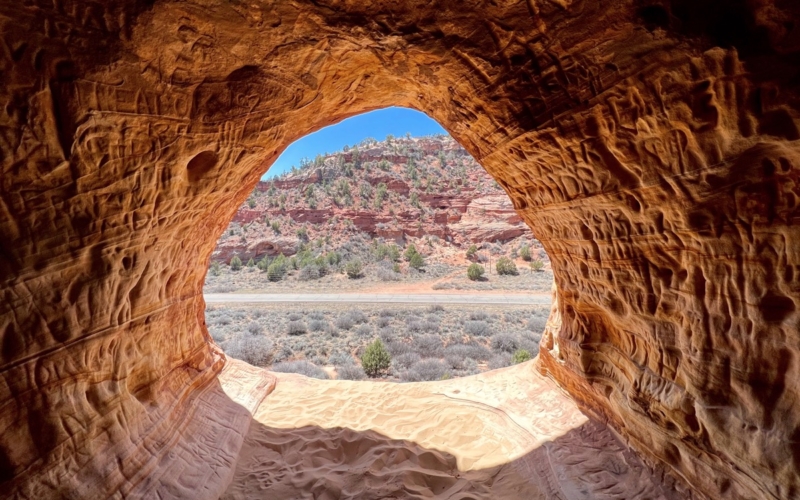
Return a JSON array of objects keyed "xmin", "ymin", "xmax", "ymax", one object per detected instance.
[{"xmin": 201, "ymin": 107, "xmax": 556, "ymax": 383}]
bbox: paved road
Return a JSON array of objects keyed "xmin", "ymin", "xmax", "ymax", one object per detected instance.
[{"xmin": 203, "ymin": 292, "xmax": 551, "ymax": 306}]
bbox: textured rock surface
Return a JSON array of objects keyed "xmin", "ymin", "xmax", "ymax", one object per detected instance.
[{"xmin": 1, "ymin": 0, "xmax": 800, "ymax": 499}]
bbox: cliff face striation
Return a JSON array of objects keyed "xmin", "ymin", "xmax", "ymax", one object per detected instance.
[
  {"xmin": 213, "ymin": 135, "xmax": 529, "ymax": 263},
  {"xmin": 1, "ymin": 1, "xmax": 800, "ymax": 498}
]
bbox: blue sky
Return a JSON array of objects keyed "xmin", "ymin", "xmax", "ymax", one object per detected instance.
[{"xmin": 263, "ymin": 107, "xmax": 447, "ymax": 179}]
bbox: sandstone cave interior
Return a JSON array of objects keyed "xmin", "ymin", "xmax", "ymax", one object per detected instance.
[{"xmin": 2, "ymin": 1, "xmax": 800, "ymax": 499}]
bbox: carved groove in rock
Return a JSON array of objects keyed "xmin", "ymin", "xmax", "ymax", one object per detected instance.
[{"xmin": 1, "ymin": 1, "xmax": 799, "ymax": 498}]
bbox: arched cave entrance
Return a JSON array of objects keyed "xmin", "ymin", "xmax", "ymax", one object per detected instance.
[
  {"xmin": 2, "ymin": 1, "xmax": 800, "ymax": 499},
  {"xmin": 202, "ymin": 115, "xmax": 555, "ymax": 381}
]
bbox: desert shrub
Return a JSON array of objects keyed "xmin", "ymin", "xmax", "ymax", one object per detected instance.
[
  {"xmin": 519, "ymin": 334, "xmax": 541, "ymax": 358},
  {"xmin": 288, "ymin": 312, "xmax": 303, "ymax": 321},
  {"xmin": 299, "ymin": 264, "xmax": 321, "ymax": 281},
  {"xmin": 308, "ymin": 311, "xmax": 325, "ymax": 320},
  {"xmin": 378, "ymin": 326, "xmax": 394, "ymax": 343},
  {"xmin": 425, "ymin": 319, "xmax": 440, "ymax": 333},
  {"xmin": 328, "ymin": 351, "xmax": 355, "ymax": 366},
  {"xmin": 273, "ymin": 345, "xmax": 293, "ymax": 363},
  {"xmin": 287, "ymin": 321, "xmax": 307, "ymax": 335},
  {"xmin": 271, "ymin": 360, "xmax": 329, "ymax": 380},
  {"xmin": 224, "ymin": 335, "xmax": 274, "ymax": 367},
  {"xmin": 335, "ymin": 315, "xmax": 354, "ymax": 331},
  {"xmin": 355, "ymin": 324, "xmax": 373, "ymax": 338},
  {"xmin": 444, "ymin": 350, "xmax": 469, "ymax": 370},
  {"xmin": 308, "ymin": 319, "xmax": 327, "ymax": 332},
  {"xmin": 412, "ymin": 334, "xmax": 443, "ymax": 356},
  {"xmin": 376, "ymin": 316, "xmax": 391, "ymax": 328},
  {"xmin": 345, "ymin": 259, "xmax": 363, "ymax": 279},
  {"xmin": 230, "ymin": 255, "xmax": 242, "ymax": 271},
  {"xmin": 392, "ymin": 352, "xmax": 422, "ymax": 370},
  {"xmin": 267, "ymin": 262, "xmax": 287, "ymax": 281},
  {"xmin": 344, "ymin": 309, "xmax": 368, "ymax": 324},
  {"xmin": 528, "ymin": 316, "xmax": 547, "ymax": 333},
  {"xmin": 326, "ymin": 251, "xmax": 342, "ymax": 266},
  {"xmin": 530, "ymin": 259, "xmax": 545, "ymax": 272},
  {"xmin": 406, "ymin": 319, "xmax": 424, "ymax": 333},
  {"xmin": 467, "ymin": 263, "xmax": 485, "ymax": 281},
  {"xmin": 212, "ymin": 313, "xmax": 232, "ymax": 326},
  {"xmin": 386, "ymin": 340, "xmax": 413, "ymax": 356},
  {"xmin": 210, "ymin": 261, "xmax": 221, "ymax": 276},
  {"xmin": 466, "ymin": 245, "xmax": 478, "ymax": 260},
  {"xmin": 377, "ymin": 267, "xmax": 399, "ymax": 281},
  {"xmin": 404, "ymin": 243, "xmax": 419, "ymax": 261},
  {"xmin": 387, "ymin": 244, "xmax": 401, "ymax": 262},
  {"xmin": 247, "ymin": 322, "xmax": 263, "ymax": 335},
  {"xmin": 464, "ymin": 320, "xmax": 491, "ymax": 337},
  {"xmin": 337, "ymin": 365, "xmax": 367, "ymax": 381},
  {"xmin": 519, "ymin": 245, "xmax": 531, "ymax": 261},
  {"xmin": 469, "ymin": 311, "xmax": 489, "ymax": 321},
  {"xmin": 361, "ymin": 339, "xmax": 391, "ymax": 377},
  {"xmin": 427, "ymin": 304, "xmax": 444, "ymax": 314},
  {"xmin": 496, "ymin": 257, "xmax": 518, "ymax": 275},
  {"xmin": 209, "ymin": 328, "xmax": 227, "ymax": 343},
  {"xmin": 488, "ymin": 353, "xmax": 512, "ymax": 370},
  {"xmin": 512, "ymin": 349, "xmax": 532, "ymax": 364},
  {"xmin": 402, "ymin": 359, "xmax": 450, "ymax": 382},
  {"xmin": 491, "ymin": 333, "xmax": 520, "ymax": 353},
  {"xmin": 460, "ymin": 358, "xmax": 480, "ymax": 375},
  {"xmin": 444, "ymin": 343, "xmax": 492, "ymax": 363},
  {"xmin": 379, "ymin": 309, "xmax": 395, "ymax": 317},
  {"xmin": 409, "ymin": 252, "xmax": 425, "ymax": 270},
  {"xmin": 246, "ymin": 258, "xmax": 255, "ymax": 268}
]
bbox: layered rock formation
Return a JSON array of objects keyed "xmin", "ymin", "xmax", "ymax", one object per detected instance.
[
  {"xmin": 212, "ymin": 136, "xmax": 529, "ymax": 263},
  {"xmin": 1, "ymin": 1, "xmax": 800, "ymax": 499}
]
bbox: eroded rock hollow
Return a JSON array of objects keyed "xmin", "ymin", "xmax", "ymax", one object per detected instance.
[{"xmin": 1, "ymin": 0, "xmax": 799, "ymax": 498}]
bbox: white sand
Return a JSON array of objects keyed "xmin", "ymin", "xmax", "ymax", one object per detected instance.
[{"xmin": 221, "ymin": 361, "xmax": 689, "ymax": 499}]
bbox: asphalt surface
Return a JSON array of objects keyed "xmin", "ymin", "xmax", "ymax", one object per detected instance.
[{"xmin": 203, "ymin": 292, "xmax": 551, "ymax": 306}]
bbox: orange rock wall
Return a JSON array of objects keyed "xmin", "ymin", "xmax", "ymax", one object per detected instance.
[{"xmin": 1, "ymin": 0, "xmax": 799, "ymax": 498}]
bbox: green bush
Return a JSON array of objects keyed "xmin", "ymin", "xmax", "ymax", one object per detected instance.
[
  {"xmin": 267, "ymin": 262, "xmax": 285, "ymax": 281},
  {"xmin": 210, "ymin": 261, "xmax": 221, "ymax": 276},
  {"xmin": 361, "ymin": 339, "xmax": 391, "ymax": 377},
  {"xmin": 409, "ymin": 252, "xmax": 425, "ymax": 270},
  {"xmin": 467, "ymin": 263, "xmax": 484, "ymax": 281},
  {"xmin": 404, "ymin": 243, "xmax": 418, "ymax": 261},
  {"xmin": 466, "ymin": 244, "xmax": 478, "ymax": 260},
  {"xmin": 512, "ymin": 349, "xmax": 532, "ymax": 364},
  {"xmin": 496, "ymin": 256, "xmax": 518, "ymax": 276},
  {"xmin": 519, "ymin": 245, "xmax": 531, "ymax": 261},
  {"xmin": 247, "ymin": 197, "xmax": 256, "ymax": 209},
  {"xmin": 326, "ymin": 251, "xmax": 342, "ymax": 266},
  {"xmin": 388, "ymin": 244, "xmax": 401, "ymax": 262},
  {"xmin": 530, "ymin": 259, "xmax": 545, "ymax": 272},
  {"xmin": 345, "ymin": 259, "xmax": 363, "ymax": 279},
  {"xmin": 271, "ymin": 221, "xmax": 280, "ymax": 233},
  {"xmin": 246, "ymin": 258, "xmax": 255, "ymax": 268},
  {"xmin": 266, "ymin": 255, "xmax": 288, "ymax": 281},
  {"xmin": 230, "ymin": 255, "xmax": 242, "ymax": 271}
]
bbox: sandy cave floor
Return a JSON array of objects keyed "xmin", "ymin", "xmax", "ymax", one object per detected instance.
[{"xmin": 219, "ymin": 360, "xmax": 691, "ymax": 499}]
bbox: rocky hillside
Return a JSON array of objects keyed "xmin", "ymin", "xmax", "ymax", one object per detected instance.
[{"xmin": 213, "ymin": 135, "xmax": 536, "ymax": 263}]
